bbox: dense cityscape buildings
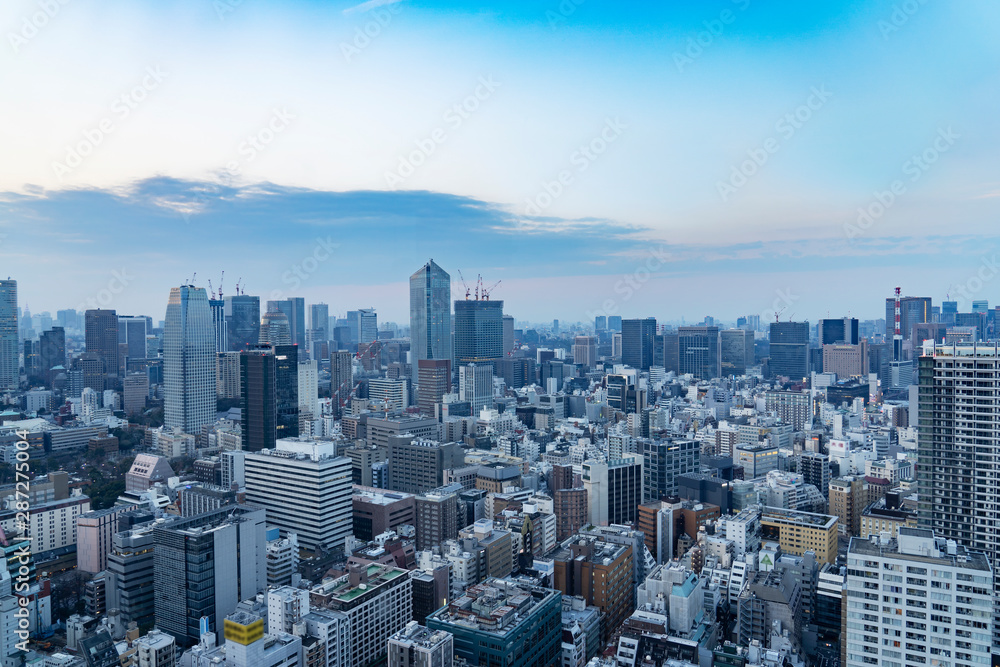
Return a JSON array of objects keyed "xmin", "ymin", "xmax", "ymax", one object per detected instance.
[{"xmin": 2, "ymin": 4, "xmax": 996, "ymax": 665}]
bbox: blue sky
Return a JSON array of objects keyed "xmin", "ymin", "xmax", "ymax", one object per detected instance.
[{"xmin": 1, "ymin": 0, "xmax": 998, "ymax": 323}]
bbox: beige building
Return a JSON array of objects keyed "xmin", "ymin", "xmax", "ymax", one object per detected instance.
[
  {"xmin": 822, "ymin": 340, "xmax": 869, "ymax": 378},
  {"xmin": 759, "ymin": 506, "xmax": 838, "ymax": 565}
]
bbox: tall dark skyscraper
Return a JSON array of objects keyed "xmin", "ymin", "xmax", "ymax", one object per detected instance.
[
  {"xmin": 0, "ymin": 279, "xmax": 17, "ymax": 390},
  {"xmin": 454, "ymin": 299, "xmax": 503, "ymax": 369},
  {"xmin": 85, "ymin": 308, "xmax": 119, "ymax": 387},
  {"xmin": 163, "ymin": 286, "xmax": 216, "ymax": 435},
  {"xmin": 410, "ymin": 259, "xmax": 452, "ymax": 377},
  {"xmin": 39, "ymin": 326, "xmax": 66, "ymax": 381},
  {"xmin": 118, "ymin": 315, "xmax": 149, "ymax": 362},
  {"xmin": 769, "ymin": 321, "xmax": 810, "ymax": 380},
  {"xmin": 819, "ymin": 317, "xmax": 859, "ymax": 346},
  {"xmin": 224, "ymin": 294, "xmax": 260, "ymax": 351},
  {"xmin": 331, "ymin": 349, "xmax": 354, "ymax": 416},
  {"xmin": 621, "ymin": 318, "xmax": 656, "ymax": 370},
  {"xmin": 678, "ymin": 326, "xmax": 720, "ymax": 379},
  {"xmin": 241, "ymin": 345, "xmax": 276, "ymax": 452},
  {"xmin": 274, "ymin": 343, "xmax": 299, "ymax": 439}
]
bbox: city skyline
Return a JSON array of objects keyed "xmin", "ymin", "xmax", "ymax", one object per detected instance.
[{"xmin": 2, "ymin": 1, "xmax": 998, "ymax": 321}]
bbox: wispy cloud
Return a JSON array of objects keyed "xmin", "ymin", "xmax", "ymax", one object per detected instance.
[{"xmin": 343, "ymin": 0, "xmax": 403, "ymax": 16}]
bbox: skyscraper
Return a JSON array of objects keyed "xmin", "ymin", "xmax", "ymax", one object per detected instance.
[
  {"xmin": 208, "ymin": 298, "xmax": 227, "ymax": 353},
  {"xmin": 85, "ymin": 308, "xmax": 119, "ymax": 388},
  {"xmin": 454, "ymin": 299, "xmax": 503, "ymax": 369},
  {"xmin": 885, "ymin": 295, "xmax": 931, "ymax": 345},
  {"xmin": 0, "ymin": 280, "xmax": 17, "ymax": 390},
  {"xmin": 720, "ymin": 328, "xmax": 754, "ymax": 376},
  {"xmin": 163, "ymin": 286, "xmax": 216, "ymax": 435},
  {"xmin": 917, "ymin": 343, "xmax": 1000, "ymax": 651},
  {"xmin": 818, "ymin": 317, "xmax": 859, "ymax": 346},
  {"xmin": 459, "ymin": 363, "xmax": 493, "ymax": 417},
  {"xmin": 275, "ymin": 344, "xmax": 299, "ymax": 440},
  {"xmin": 502, "ymin": 314, "xmax": 515, "ymax": 357},
  {"xmin": 240, "ymin": 345, "xmax": 276, "ymax": 452},
  {"xmin": 769, "ymin": 321, "xmax": 810, "ymax": 381},
  {"xmin": 331, "ymin": 349, "xmax": 354, "ymax": 416},
  {"xmin": 267, "ymin": 297, "xmax": 305, "ymax": 349},
  {"xmin": 118, "ymin": 315, "xmax": 149, "ymax": 364},
  {"xmin": 409, "ymin": 259, "xmax": 452, "ymax": 377},
  {"xmin": 573, "ymin": 335, "xmax": 597, "ymax": 369},
  {"xmin": 259, "ymin": 304, "xmax": 292, "ymax": 346},
  {"xmin": 310, "ymin": 302, "xmax": 329, "ymax": 341},
  {"xmin": 39, "ymin": 326, "xmax": 66, "ymax": 382},
  {"xmin": 224, "ymin": 294, "xmax": 260, "ymax": 351},
  {"xmin": 621, "ymin": 318, "xmax": 656, "ymax": 370},
  {"xmin": 417, "ymin": 359, "xmax": 451, "ymax": 416},
  {"xmin": 678, "ymin": 326, "xmax": 720, "ymax": 379}
]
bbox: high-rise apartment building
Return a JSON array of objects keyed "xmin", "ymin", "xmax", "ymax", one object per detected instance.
[
  {"xmin": 224, "ymin": 294, "xmax": 260, "ymax": 352},
  {"xmin": 678, "ymin": 326, "xmax": 720, "ymax": 379},
  {"xmin": 244, "ymin": 438, "xmax": 352, "ymax": 552},
  {"xmin": 917, "ymin": 342, "xmax": 1000, "ymax": 651},
  {"xmin": 845, "ymin": 528, "xmax": 992, "ymax": 667},
  {"xmin": 621, "ymin": 318, "xmax": 656, "ymax": 370},
  {"xmin": 163, "ymin": 286, "xmax": 216, "ymax": 435},
  {"xmin": 454, "ymin": 299, "xmax": 503, "ymax": 370},
  {"xmin": 410, "ymin": 260, "xmax": 452, "ymax": 377},
  {"xmin": 769, "ymin": 321, "xmax": 810, "ymax": 381}
]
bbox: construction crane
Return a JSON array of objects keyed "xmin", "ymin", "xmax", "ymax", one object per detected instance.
[
  {"xmin": 457, "ymin": 270, "xmax": 471, "ymax": 300},
  {"xmin": 482, "ymin": 280, "xmax": 501, "ymax": 300},
  {"xmin": 218, "ymin": 271, "xmax": 225, "ymax": 299},
  {"xmin": 235, "ymin": 277, "xmax": 243, "ymax": 295},
  {"xmin": 775, "ymin": 307, "xmax": 785, "ymax": 322},
  {"xmin": 208, "ymin": 279, "xmax": 215, "ymax": 299}
]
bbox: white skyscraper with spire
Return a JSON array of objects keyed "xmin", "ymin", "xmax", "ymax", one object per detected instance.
[{"xmin": 164, "ymin": 285, "xmax": 216, "ymax": 434}]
